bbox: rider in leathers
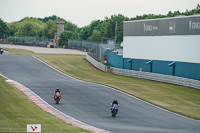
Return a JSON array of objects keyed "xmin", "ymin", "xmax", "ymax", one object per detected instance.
[{"xmin": 110, "ymin": 100, "xmax": 119, "ymax": 111}]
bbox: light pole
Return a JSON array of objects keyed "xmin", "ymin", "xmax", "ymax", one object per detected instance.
[{"xmin": 115, "ymin": 21, "xmax": 117, "ymax": 44}]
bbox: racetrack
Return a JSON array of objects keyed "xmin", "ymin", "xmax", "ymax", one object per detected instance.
[
  {"xmin": 0, "ymin": 54, "xmax": 200, "ymax": 133},
  {"xmin": 0, "ymin": 44, "xmax": 86, "ymax": 55}
]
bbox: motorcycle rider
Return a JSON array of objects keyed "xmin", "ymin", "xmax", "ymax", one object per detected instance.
[
  {"xmin": 110, "ymin": 99, "xmax": 119, "ymax": 111},
  {"xmin": 54, "ymin": 87, "xmax": 61, "ymax": 97},
  {"xmin": 54, "ymin": 87, "xmax": 61, "ymax": 104}
]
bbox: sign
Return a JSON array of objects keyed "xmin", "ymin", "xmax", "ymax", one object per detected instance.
[
  {"xmin": 124, "ymin": 15, "xmax": 200, "ymax": 36},
  {"xmin": 27, "ymin": 124, "xmax": 41, "ymax": 132},
  {"xmin": 144, "ymin": 24, "xmax": 158, "ymax": 32},
  {"xmin": 189, "ymin": 20, "xmax": 200, "ymax": 31},
  {"xmin": 169, "ymin": 20, "xmax": 176, "ymax": 33}
]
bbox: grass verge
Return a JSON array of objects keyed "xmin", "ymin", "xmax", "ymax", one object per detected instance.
[
  {"xmin": 0, "ymin": 75, "xmax": 89, "ymax": 133},
  {"xmin": 5, "ymin": 48, "xmax": 200, "ymax": 120}
]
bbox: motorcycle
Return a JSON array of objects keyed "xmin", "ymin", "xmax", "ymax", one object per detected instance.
[
  {"xmin": 0, "ymin": 48, "xmax": 3, "ymax": 54},
  {"xmin": 54, "ymin": 92, "xmax": 61, "ymax": 104},
  {"xmin": 111, "ymin": 104, "xmax": 119, "ymax": 117}
]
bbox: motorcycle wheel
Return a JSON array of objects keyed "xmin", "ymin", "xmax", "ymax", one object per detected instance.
[{"xmin": 112, "ymin": 113, "xmax": 116, "ymax": 117}]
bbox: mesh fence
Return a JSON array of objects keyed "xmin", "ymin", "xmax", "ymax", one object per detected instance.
[
  {"xmin": 68, "ymin": 40, "xmax": 82, "ymax": 50},
  {"xmin": 68, "ymin": 39, "xmax": 116, "ymax": 62},
  {"xmin": 7, "ymin": 36, "xmax": 49, "ymax": 47}
]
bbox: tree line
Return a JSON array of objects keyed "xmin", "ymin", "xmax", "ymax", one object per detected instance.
[{"xmin": 0, "ymin": 4, "xmax": 199, "ymax": 45}]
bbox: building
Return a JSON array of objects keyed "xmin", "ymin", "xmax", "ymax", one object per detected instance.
[
  {"xmin": 107, "ymin": 15, "xmax": 200, "ymax": 80},
  {"xmin": 54, "ymin": 20, "xmax": 65, "ymax": 40}
]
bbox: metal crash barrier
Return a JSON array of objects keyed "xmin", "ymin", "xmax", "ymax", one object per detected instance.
[{"xmin": 86, "ymin": 53, "xmax": 200, "ymax": 90}]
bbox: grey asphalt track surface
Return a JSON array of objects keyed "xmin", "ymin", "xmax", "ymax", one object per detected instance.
[
  {"xmin": 0, "ymin": 54, "xmax": 200, "ymax": 133},
  {"xmin": 0, "ymin": 44, "xmax": 87, "ymax": 55}
]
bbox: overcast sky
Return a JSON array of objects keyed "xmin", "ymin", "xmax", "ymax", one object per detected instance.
[{"xmin": 0, "ymin": 0, "xmax": 200, "ymax": 27}]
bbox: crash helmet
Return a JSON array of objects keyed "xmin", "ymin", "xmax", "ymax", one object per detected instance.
[{"xmin": 113, "ymin": 99, "xmax": 118, "ymax": 104}]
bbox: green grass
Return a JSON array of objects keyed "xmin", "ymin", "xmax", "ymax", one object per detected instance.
[
  {"xmin": 4, "ymin": 48, "xmax": 35, "ymax": 56},
  {"xmin": 5, "ymin": 48, "xmax": 200, "ymax": 120},
  {"xmin": 0, "ymin": 76, "xmax": 89, "ymax": 133}
]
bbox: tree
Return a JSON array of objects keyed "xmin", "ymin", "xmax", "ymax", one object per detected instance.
[
  {"xmin": 7, "ymin": 17, "xmax": 45, "ymax": 37},
  {"xmin": 88, "ymin": 30, "xmax": 101, "ymax": 42},
  {"xmin": 64, "ymin": 21, "xmax": 78, "ymax": 32},
  {"xmin": 100, "ymin": 14, "xmax": 129, "ymax": 44},
  {"xmin": 59, "ymin": 31, "xmax": 78, "ymax": 46},
  {"xmin": 17, "ymin": 20, "xmax": 45, "ymax": 37},
  {"xmin": 7, "ymin": 22, "xmax": 19, "ymax": 36},
  {"xmin": 38, "ymin": 15, "xmax": 63, "ymax": 23},
  {"xmin": 79, "ymin": 20, "xmax": 102, "ymax": 41},
  {"xmin": 44, "ymin": 20, "xmax": 57, "ymax": 39},
  {"xmin": 0, "ymin": 18, "xmax": 9, "ymax": 39},
  {"xmin": 194, "ymin": 4, "xmax": 200, "ymax": 14},
  {"xmin": 90, "ymin": 20, "xmax": 102, "ymax": 32},
  {"xmin": 79, "ymin": 25, "xmax": 91, "ymax": 40}
]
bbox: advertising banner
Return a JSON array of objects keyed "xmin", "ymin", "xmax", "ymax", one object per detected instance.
[{"xmin": 124, "ymin": 15, "xmax": 200, "ymax": 36}]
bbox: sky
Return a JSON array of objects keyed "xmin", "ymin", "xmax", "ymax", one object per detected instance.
[{"xmin": 0, "ymin": 0, "xmax": 200, "ymax": 27}]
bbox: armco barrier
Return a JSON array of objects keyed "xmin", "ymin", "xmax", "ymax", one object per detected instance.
[
  {"xmin": 86, "ymin": 53, "xmax": 107, "ymax": 72},
  {"xmin": 86, "ymin": 54, "xmax": 200, "ymax": 89},
  {"xmin": 112, "ymin": 67, "xmax": 200, "ymax": 89}
]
